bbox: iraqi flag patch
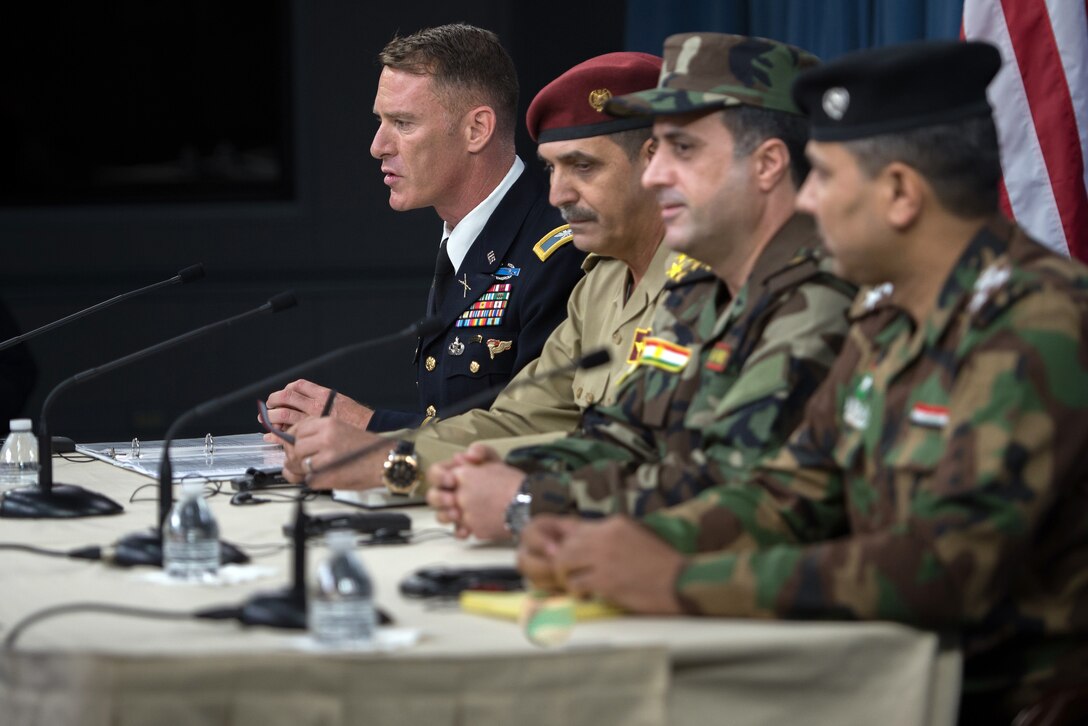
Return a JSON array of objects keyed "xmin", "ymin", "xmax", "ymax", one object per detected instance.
[{"xmin": 909, "ymin": 403, "xmax": 949, "ymax": 429}]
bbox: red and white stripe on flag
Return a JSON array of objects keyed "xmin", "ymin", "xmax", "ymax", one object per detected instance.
[{"xmin": 963, "ymin": 0, "xmax": 1088, "ymax": 261}]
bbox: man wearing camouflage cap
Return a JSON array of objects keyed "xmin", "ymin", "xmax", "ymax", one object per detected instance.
[
  {"xmin": 521, "ymin": 40, "xmax": 1088, "ymax": 723},
  {"xmin": 431, "ymin": 33, "xmax": 855, "ymax": 541}
]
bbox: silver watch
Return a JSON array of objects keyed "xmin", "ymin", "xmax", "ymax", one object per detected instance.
[{"xmin": 504, "ymin": 482, "xmax": 532, "ymax": 536}]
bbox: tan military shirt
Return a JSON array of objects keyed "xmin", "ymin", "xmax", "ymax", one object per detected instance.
[{"xmin": 409, "ymin": 241, "xmax": 674, "ymax": 473}]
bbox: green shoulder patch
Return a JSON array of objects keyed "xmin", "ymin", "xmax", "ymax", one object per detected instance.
[{"xmin": 534, "ymin": 224, "xmax": 574, "ymax": 261}]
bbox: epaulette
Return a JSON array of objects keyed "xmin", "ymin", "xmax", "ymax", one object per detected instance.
[
  {"xmin": 762, "ymin": 248, "xmax": 823, "ymax": 292},
  {"xmin": 664, "ymin": 253, "xmax": 714, "ymax": 288},
  {"xmin": 848, "ymin": 282, "xmax": 894, "ymax": 320},
  {"xmin": 533, "ymin": 224, "xmax": 574, "ymax": 261},
  {"xmin": 968, "ymin": 262, "xmax": 1043, "ymax": 328}
]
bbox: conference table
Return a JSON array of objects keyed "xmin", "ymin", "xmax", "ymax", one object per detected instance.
[{"xmin": 1, "ymin": 455, "xmax": 962, "ymax": 726}]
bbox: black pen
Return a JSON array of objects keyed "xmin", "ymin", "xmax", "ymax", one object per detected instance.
[
  {"xmin": 321, "ymin": 389, "xmax": 337, "ymax": 417},
  {"xmin": 258, "ymin": 399, "xmax": 296, "ymax": 445}
]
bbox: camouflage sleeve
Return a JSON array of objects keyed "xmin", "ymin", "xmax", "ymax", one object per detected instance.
[
  {"xmin": 511, "ymin": 278, "xmax": 852, "ymax": 519},
  {"xmin": 649, "ymin": 290, "xmax": 1088, "ymax": 625}
]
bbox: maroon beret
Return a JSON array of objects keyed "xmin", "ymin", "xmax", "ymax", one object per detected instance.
[{"xmin": 526, "ymin": 52, "xmax": 663, "ymax": 143}]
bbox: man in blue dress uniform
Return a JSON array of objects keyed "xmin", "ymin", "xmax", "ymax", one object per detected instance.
[{"xmin": 263, "ymin": 24, "xmax": 585, "ymax": 438}]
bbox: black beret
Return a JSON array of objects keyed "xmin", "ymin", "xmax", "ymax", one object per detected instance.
[{"xmin": 791, "ymin": 40, "xmax": 1002, "ymax": 141}]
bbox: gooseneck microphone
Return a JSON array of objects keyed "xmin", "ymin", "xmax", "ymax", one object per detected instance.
[
  {"xmin": 110, "ymin": 315, "xmax": 443, "ymax": 568},
  {"xmin": 307, "ymin": 348, "xmax": 613, "ymax": 480},
  {"xmin": 0, "ymin": 292, "xmax": 298, "ymax": 520},
  {"xmin": 0, "ymin": 264, "xmax": 205, "ymax": 352}
]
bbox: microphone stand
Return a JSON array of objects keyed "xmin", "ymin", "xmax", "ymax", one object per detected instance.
[
  {"xmin": 111, "ymin": 316, "xmax": 441, "ymax": 567},
  {"xmin": 0, "ymin": 264, "xmax": 205, "ymax": 352},
  {"xmin": 236, "ymin": 492, "xmax": 309, "ymax": 628},
  {"xmin": 0, "ymin": 292, "xmax": 297, "ymax": 520}
]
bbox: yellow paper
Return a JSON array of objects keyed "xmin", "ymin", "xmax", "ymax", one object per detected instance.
[{"xmin": 459, "ymin": 590, "xmax": 623, "ymax": 621}]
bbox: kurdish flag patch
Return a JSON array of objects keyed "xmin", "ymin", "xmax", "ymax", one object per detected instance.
[
  {"xmin": 639, "ymin": 337, "xmax": 691, "ymax": 373},
  {"xmin": 909, "ymin": 403, "xmax": 949, "ymax": 429}
]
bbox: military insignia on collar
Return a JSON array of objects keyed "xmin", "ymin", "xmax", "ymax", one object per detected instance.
[
  {"xmin": 486, "ymin": 339, "xmax": 513, "ymax": 359},
  {"xmin": 666, "ymin": 253, "xmax": 711, "ymax": 282},
  {"xmin": 863, "ymin": 282, "xmax": 894, "ymax": 311},
  {"xmin": 588, "ymin": 88, "xmax": 612, "ymax": 112},
  {"xmin": 639, "ymin": 337, "xmax": 691, "ymax": 373},
  {"xmin": 704, "ymin": 342, "xmax": 732, "ymax": 373},
  {"xmin": 448, "ymin": 337, "xmax": 465, "ymax": 356},
  {"xmin": 843, "ymin": 373, "xmax": 874, "ymax": 430},
  {"xmin": 968, "ymin": 264, "xmax": 1011, "ymax": 314},
  {"xmin": 534, "ymin": 224, "xmax": 574, "ymax": 261},
  {"xmin": 909, "ymin": 403, "xmax": 949, "ymax": 429},
  {"xmin": 626, "ymin": 327, "xmax": 651, "ymax": 364},
  {"xmin": 493, "ymin": 264, "xmax": 521, "ymax": 281}
]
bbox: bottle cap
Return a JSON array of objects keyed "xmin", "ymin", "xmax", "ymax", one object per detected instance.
[
  {"xmin": 325, "ymin": 528, "xmax": 357, "ymax": 551},
  {"xmin": 179, "ymin": 480, "xmax": 205, "ymax": 499},
  {"xmin": 9, "ymin": 419, "xmax": 31, "ymax": 432}
]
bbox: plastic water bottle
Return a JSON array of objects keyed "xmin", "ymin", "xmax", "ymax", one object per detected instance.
[
  {"xmin": 0, "ymin": 419, "xmax": 39, "ymax": 490},
  {"xmin": 309, "ymin": 529, "xmax": 377, "ymax": 646},
  {"xmin": 162, "ymin": 480, "xmax": 221, "ymax": 581}
]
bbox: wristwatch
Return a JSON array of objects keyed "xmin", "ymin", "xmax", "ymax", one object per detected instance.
[
  {"xmin": 504, "ymin": 480, "xmax": 533, "ymax": 537},
  {"xmin": 382, "ymin": 440, "xmax": 420, "ymax": 495}
]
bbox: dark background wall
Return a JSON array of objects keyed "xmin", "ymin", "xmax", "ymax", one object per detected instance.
[{"xmin": 0, "ymin": 1, "xmax": 625, "ymax": 442}]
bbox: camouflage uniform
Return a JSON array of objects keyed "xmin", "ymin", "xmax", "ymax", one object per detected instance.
[
  {"xmin": 507, "ymin": 214, "xmax": 855, "ymax": 518},
  {"xmin": 643, "ymin": 218, "xmax": 1088, "ymax": 713},
  {"xmin": 407, "ymin": 243, "xmax": 675, "ymax": 476}
]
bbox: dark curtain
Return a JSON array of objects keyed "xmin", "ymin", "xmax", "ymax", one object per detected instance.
[{"xmin": 625, "ymin": 0, "xmax": 965, "ymax": 60}]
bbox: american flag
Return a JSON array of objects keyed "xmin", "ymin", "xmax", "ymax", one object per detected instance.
[{"xmin": 963, "ymin": 0, "xmax": 1088, "ymax": 262}]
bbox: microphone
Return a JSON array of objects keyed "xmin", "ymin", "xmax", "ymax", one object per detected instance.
[
  {"xmin": 0, "ymin": 264, "xmax": 205, "ymax": 353},
  {"xmin": 110, "ymin": 315, "xmax": 440, "ymax": 568},
  {"xmin": 194, "ymin": 491, "xmax": 393, "ymax": 630},
  {"xmin": 308, "ymin": 348, "xmax": 613, "ymax": 481},
  {"xmin": 0, "ymin": 292, "xmax": 299, "ymax": 520},
  {"xmin": 194, "ymin": 491, "xmax": 309, "ymax": 629}
]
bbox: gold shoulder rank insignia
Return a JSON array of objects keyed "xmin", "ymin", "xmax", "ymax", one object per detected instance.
[
  {"xmin": 533, "ymin": 224, "xmax": 574, "ymax": 261},
  {"xmin": 666, "ymin": 253, "xmax": 711, "ymax": 282}
]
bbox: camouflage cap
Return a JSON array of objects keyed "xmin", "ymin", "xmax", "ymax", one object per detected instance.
[{"xmin": 606, "ymin": 33, "xmax": 819, "ymax": 118}]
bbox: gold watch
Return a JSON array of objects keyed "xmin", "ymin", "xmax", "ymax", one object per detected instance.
[{"xmin": 382, "ymin": 440, "xmax": 420, "ymax": 495}]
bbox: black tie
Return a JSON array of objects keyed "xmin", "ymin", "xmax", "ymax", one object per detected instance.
[{"xmin": 429, "ymin": 238, "xmax": 454, "ymax": 316}]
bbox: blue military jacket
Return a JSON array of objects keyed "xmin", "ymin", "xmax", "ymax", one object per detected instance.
[{"xmin": 368, "ymin": 169, "xmax": 585, "ymax": 431}]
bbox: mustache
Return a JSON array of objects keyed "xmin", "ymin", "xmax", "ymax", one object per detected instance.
[
  {"xmin": 655, "ymin": 190, "xmax": 685, "ymax": 207},
  {"xmin": 559, "ymin": 205, "xmax": 598, "ymax": 224}
]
